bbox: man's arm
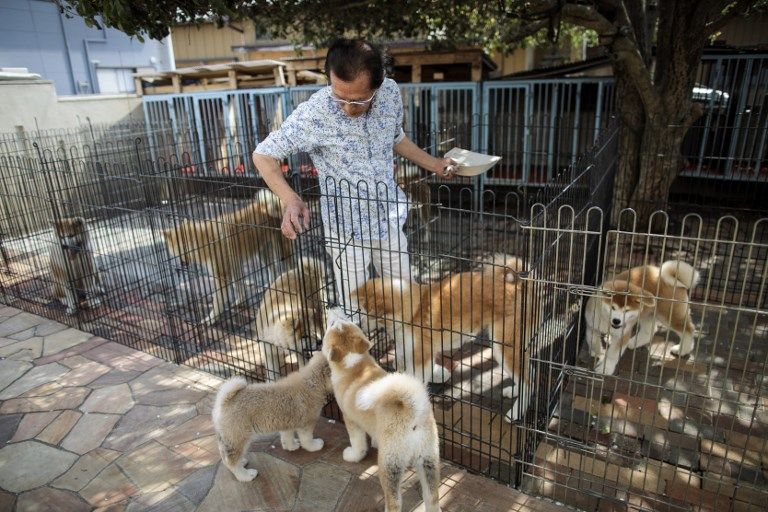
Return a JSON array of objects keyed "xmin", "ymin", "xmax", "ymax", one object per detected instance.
[
  {"xmin": 394, "ymin": 136, "xmax": 457, "ymax": 178},
  {"xmin": 252, "ymin": 153, "xmax": 310, "ymax": 240}
]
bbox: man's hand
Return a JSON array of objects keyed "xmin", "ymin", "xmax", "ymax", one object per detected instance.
[
  {"xmin": 282, "ymin": 197, "xmax": 310, "ymax": 240},
  {"xmin": 433, "ymin": 157, "xmax": 459, "ymax": 179}
]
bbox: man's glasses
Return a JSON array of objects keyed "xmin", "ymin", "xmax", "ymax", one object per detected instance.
[{"xmin": 329, "ymin": 89, "xmax": 378, "ymax": 107}]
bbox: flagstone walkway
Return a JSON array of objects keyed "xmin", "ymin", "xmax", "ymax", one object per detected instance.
[{"xmin": 0, "ymin": 305, "xmax": 567, "ymax": 511}]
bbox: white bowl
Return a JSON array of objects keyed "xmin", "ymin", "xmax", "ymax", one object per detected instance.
[{"xmin": 445, "ymin": 147, "xmax": 502, "ymax": 177}]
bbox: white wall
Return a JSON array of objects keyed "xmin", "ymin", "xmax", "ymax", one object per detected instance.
[{"xmin": 0, "ymin": 79, "xmax": 143, "ymax": 133}]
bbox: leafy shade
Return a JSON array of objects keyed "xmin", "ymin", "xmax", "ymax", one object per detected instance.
[{"xmin": 57, "ymin": 0, "xmax": 597, "ymax": 51}]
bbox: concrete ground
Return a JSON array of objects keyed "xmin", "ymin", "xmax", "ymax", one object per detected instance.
[{"xmin": 0, "ymin": 305, "xmax": 567, "ymax": 512}]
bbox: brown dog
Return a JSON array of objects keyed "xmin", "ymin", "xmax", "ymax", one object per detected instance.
[
  {"xmin": 50, "ymin": 217, "xmax": 103, "ymax": 315},
  {"xmin": 163, "ymin": 188, "xmax": 292, "ymax": 325},
  {"xmin": 322, "ymin": 308, "xmax": 441, "ymax": 512},
  {"xmin": 352, "ymin": 254, "xmax": 540, "ymax": 422}
]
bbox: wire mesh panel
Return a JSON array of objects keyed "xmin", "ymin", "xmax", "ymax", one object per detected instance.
[
  {"xmin": 523, "ymin": 204, "xmax": 768, "ymax": 510},
  {"xmin": 481, "ymin": 79, "xmax": 615, "ymax": 186}
]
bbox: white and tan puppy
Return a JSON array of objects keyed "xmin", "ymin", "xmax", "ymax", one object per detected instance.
[
  {"xmin": 322, "ymin": 308, "xmax": 441, "ymax": 512},
  {"xmin": 585, "ymin": 260, "xmax": 700, "ymax": 375},
  {"xmin": 252, "ymin": 257, "xmax": 327, "ymax": 378},
  {"xmin": 352, "ymin": 254, "xmax": 539, "ymax": 422},
  {"xmin": 211, "ymin": 351, "xmax": 332, "ymax": 482},
  {"xmin": 49, "ymin": 217, "xmax": 104, "ymax": 315}
]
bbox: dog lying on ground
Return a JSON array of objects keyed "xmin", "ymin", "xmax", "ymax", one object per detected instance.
[
  {"xmin": 352, "ymin": 254, "xmax": 540, "ymax": 422},
  {"xmin": 163, "ymin": 188, "xmax": 292, "ymax": 325},
  {"xmin": 252, "ymin": 257, "xmax": 327, "ymax": 379},
  {"xmin": 322, "ymin": 308, "xmax": 441, "ymax": 512},
  {"xmin": 211, "ymin": 351, "xmax": 332, "ymax": 482},
  {"xmin": 585, "ymin": 260, "xmax": 700, "ymax": 375},
  {"xmin": 49, "ymin": 217, "xmax": 104, "ymax": 315}
]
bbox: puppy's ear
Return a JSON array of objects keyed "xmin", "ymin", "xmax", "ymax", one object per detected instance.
[
  {"xmin": 626, "ymin": 283, "xmax": 655, "ymax": 308},
  {"xmin": 353, "ymin": 335, "xmax": 372, "ymax": 354},
  {"xmin": 328, "ymin": 346, "xmax": 344, "ymax": 363},
  {"xmin": 639, "ymin": 290, "xmax": 656, "ymax": 308}
]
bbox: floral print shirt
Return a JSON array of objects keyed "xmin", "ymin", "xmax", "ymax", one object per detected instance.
[{"xmin": 254, "ymin": 78, "xmax": 408, "ymax": 241}]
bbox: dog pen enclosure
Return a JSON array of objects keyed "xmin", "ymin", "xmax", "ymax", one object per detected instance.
[{"xmin": 1, "ymin": 56, "xmax": 768, "ymax": 511}]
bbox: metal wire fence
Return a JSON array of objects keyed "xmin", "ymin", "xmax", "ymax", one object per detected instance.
[{"xmin": 1, "ymin": 115, "xmax": 768, "ymax": 512}]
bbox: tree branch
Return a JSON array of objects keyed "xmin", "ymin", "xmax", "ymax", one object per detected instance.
[
  {"xmin": 704, "ymin": 0, "xmax": 754, "ymax": 35},
  {"xmin": 499, "ymin": 19, "xmax": 549, "ymax": 45},
  {"xmin": 559, "ymin": 3, "xmax": 615, "ymax": 35}
]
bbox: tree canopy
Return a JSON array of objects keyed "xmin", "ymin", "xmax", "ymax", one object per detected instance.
[{"xmin": 58, "ymin": 0, "xmax": 768, "ymax": 224}]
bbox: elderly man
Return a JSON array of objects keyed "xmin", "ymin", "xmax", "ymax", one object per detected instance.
[{"xmin": 252, "ymin": 38, "xmax": 456, "ymax": 309}]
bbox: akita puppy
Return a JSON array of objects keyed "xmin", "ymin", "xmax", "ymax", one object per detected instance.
[
  {"xmin": 585, "ymin": 260, "xmax": 700, "ymax": 375},
  {"xmin": 322, "ymin": 308, "xmax": 441, "ymax": 512}
]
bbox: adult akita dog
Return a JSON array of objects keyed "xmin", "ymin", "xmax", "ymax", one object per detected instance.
[{"xmin": 163, "ymin": 188, "xmax": 292, "ymax": 325}]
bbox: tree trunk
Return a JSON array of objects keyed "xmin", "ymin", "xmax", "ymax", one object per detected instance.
[
  {"xmin": 609, "ymin": 71, "xmax": 644, "ymax": 228},
  {"xmin": 629, "ymin": 123, "xmax": 686, "ymax": 230}
]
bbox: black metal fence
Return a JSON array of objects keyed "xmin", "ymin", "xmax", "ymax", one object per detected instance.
[{"xmin": 2, "ymin": 117, "xmax": 768, "ymax": 511}]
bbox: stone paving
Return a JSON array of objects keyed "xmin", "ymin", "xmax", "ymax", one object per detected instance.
[{"xmin": 0, "ymin": 305, "xmax": 567, "ymax": 512}]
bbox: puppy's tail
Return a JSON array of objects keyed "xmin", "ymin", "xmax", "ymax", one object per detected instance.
[
  {"xmin": 482, "ymin": 253, "xmax": 526, "ymax": 284},
  {"xmin": 660, "ymin": 261, "xmax": 700, "ymax": 290},
  {"xmin": 356, "ymin": 373, "xmax": 431, "ymax": 423},
  {"xmin": 212, "ymin": 376, "xmax": 247, "ymax": 428}
]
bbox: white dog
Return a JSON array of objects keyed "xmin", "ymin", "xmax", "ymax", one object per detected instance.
[
  {"xmin": 322, "ymin": 308, "xmax": 441, "ymax": 512},
  {"xmin": 585, "ymin": 261, "xmax": 700, "ymax": 375}
]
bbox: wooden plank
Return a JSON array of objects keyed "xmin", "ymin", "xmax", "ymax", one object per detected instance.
[
  {"xmin": 171, "ymin": 75, "xmax": 182, "ymax": 93},
  {"xmin": 133, "ymin": 77, "xmax": 144, "ymax": 97},
  {"xmin": 227, "ymin": 69, "xmax": 238, "ymax": 89},
  {"xmin": 393, "ymin": 50, "xmax": 486, "ymax": 66},
  {"xmin": 411, "ymin": 64, "xmax": 422, "ymax": 83},
  {"xmin": 273, "ymin": 66, "xmax": 286, "ymax": 87},
  {"xmin": 286, "ymin": 69, "xmax": 297, "ymax": 87},
  {"xmin": 471, "ymin": 62, "xmax": 482, "ymax": 82}
]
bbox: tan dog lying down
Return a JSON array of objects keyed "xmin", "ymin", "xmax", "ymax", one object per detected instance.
[
  {"xmin": 323, "ymin": 308, "xmax": 441, "ymax": 512},
  {"xmin": 352, "ymin": 254, "xmax": 540, "ymax": 422},
  {"xmin": 211, "ymin": 352, "xmax": 331, "ymax": 482},
  {"xmin": 585, "ymin": 260, "xmax": 700, "ymax": 375}
]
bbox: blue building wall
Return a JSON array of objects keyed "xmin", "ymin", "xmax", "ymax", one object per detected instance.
[{"xmin": 0, "ymin": 0, "xmax": 172, "ymax": 95}]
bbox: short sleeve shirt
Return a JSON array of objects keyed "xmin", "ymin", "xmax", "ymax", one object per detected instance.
[{"xmin": 254, "ymin": 78, "xmax": 408, "ymax": 241}]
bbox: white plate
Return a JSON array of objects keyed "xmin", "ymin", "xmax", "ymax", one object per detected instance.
[{"xmin": 444, "ymin": 148, "xmax": 502, "ymax": 176}]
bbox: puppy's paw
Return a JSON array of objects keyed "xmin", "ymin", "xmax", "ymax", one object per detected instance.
[
  {"xmin": 235, "ymin": 468, "xmax": 259, "ymax": 482},
  {"xmin": 281, "ymin": 438, "xmax": 300, "ymax": 451},
  {"xmin": 670, "ymin": 343, "xmax": 692, "ymax": 357},
  {"xmin": 430, "ymin": 364, "xmax": 451, "ymax": 384},
  {"xmin": 502, "ymin": 385, "xmax": 516, "ymax": 399},
  {"xmin": 302, "ymin": 438, "xmax": 324, "ymax": 452},
  {"xmin": 342, "ymin": 446, "xmax": 367, "ymax": 463},
  {"xmin": 593, "ymin": 358, "xmax": 615, "ymax": 375}
]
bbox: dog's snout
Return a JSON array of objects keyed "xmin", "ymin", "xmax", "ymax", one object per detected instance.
[{"xmin": 611, "ymin": 318, "xmax": 621, "ymax": 327}]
